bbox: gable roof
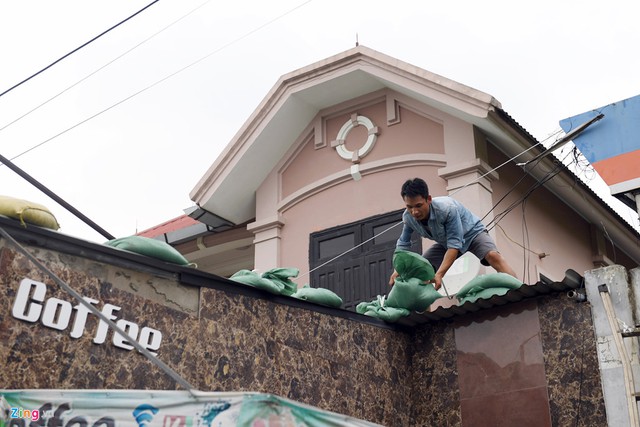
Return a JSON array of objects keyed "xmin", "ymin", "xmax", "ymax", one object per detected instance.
[
  {"xmin": 189, "ymin": 45, "xmax": 640, "ymax": 264},
  {"xmin": 189, "ymin": 45, "xmax": 502, "ymax": 224}
]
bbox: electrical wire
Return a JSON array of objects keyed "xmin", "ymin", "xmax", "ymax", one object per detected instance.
[
  {"xmin": 0, "ymin": 0, "xmax": 161, "ymax": 99},
  {"xmin": 478, "ymin": 147, "xmax": 578, "ymax": 281},
  {"xmin": 600, "ymin": 221, "xmax": 617, "ymax": 264},
  {"xmin": 0, "ymin": 0, "xmax": 212, "ymax": 134},
  {"xmin": 495, "ymin": 224, "xmax": 545, "ymax": 257},
  {"xmin": 3, "ymin": 0, "xmax": 584, "ymax": 281},
  {"xmin": 300, "ymin": 220, "xmax": 404, "ymax": 280},
  {"xmin": 485, "ymin": 148, "xmax": 574, "ymax": 232},
  {"xmin": 5, "ymin": 0, "xmax": 314, "ymax": 163},
  {"xmin": 521, "ymin": 199, "xmax": 531, "ymax": 284},
  {"xmin": 302, "ymin": 128, "xmax": 569, "ymax": 279},
  {"xmin": 480, "ymin": 129, "xmax": 565, "ymax": 225}
]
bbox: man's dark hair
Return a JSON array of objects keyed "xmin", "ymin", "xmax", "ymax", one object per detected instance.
[{"xmin": 401, "ymin": 178, "xmax": 429, "ymax": 199}]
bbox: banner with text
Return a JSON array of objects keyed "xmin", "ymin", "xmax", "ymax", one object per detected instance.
[{"xmin": 1, "ymin": 390, "xmax": 381, "ymax": 427}]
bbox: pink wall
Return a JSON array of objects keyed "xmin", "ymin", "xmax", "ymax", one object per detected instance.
[
  {"xmin": 280, "ymin": 101, "xmax": 444, "ymax": 199},
  {"xmin": 270, "ymin": 99, "xmax": 450, "ymax": 282},
  {"xmin": 487, "ymin": 145, "xmax": 595, "ymax": 281},
  {"xmin": 252, "ymin": 90, "xmax": 611, "ymax": 286}
]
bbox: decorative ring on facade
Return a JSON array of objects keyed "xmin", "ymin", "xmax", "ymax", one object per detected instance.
[{"xmin": 331, "ymin": 114, "xmax": 379, "ymax": 163}]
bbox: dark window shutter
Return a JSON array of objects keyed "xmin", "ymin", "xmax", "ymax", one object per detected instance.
[{"xmin": 309, "ymin": 209, "xmax": 420, "ymax": 311}]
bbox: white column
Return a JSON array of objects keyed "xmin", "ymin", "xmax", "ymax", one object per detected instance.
[{"xmin": 247, "ymin": 215, "xmax": 285, "ymax": 272}]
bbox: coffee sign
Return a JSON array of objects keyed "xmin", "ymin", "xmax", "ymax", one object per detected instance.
[{"xmin": 11, "ymin": 278, "xmax": 163, "ymax": 354}]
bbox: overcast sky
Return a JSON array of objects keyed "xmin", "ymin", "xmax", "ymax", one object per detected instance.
[{"xmin": 1, "ymin": 0, "xmax": 639, "ymax": 243}]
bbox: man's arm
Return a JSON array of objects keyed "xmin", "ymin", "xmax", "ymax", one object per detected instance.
[
  {"xmin": 396, "ymin": 221, "xmax": 413, "ymax": 250},
  {"xmin": 432, "ymin": 248, "xmax": 459, "ymax": 290}
]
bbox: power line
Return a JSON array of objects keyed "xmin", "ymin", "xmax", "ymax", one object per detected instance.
[
  {"xmin": 0, "ymin": 0, "xmax": 211, "ymax": 133},
  {"xmin": 0, "ymin": 0, "xmax": 161, "ymax": 99},
  {"xmin": 6, "ymin": 0, "xmax": 314, "ymax": 163},
  {"xmin": 301, "ymin": 130, "xmax": 569, "ymax": 279}
]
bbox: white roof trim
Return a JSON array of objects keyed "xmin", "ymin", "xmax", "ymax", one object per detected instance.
[{"xmin": 189, "ymin": 45, "xmax": 501, "ymax": 224}]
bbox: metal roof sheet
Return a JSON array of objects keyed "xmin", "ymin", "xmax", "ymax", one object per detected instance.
[{"xmin": 394, "ymin": 269, "xmax": 584, "ymax": 327}]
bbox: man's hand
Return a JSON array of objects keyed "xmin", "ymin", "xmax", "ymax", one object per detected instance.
[
  {"xmin": 389, "ymin": 270, "xmax": 399, "ymax": 286},
  {"xmin": 429, "ymin": 273, "xmax": 445, "ymax": 290}
]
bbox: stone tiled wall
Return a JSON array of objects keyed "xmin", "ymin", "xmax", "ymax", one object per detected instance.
[
  {"xmin": 1, "ymin": 238, "xmax": 607, "ymax": 426},
  {"xmin": 538, "ymin": 292, "xmax": 607, "ymax": 426},
  {"xmin": 1, "ymin": 242, "xmax": 414, "ymax": 426},
  {"xmin": 410, "ymin": 322, "xmax": 461, "ymax": 425}
]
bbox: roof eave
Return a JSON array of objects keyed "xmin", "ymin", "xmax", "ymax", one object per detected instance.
[
  {"xmin": 189, "ymin": 45, "xmax": 502, "ymax": 225},
  {"xmin": 486, "ymin": 108, "xmax": 640, "ymax": 264}
]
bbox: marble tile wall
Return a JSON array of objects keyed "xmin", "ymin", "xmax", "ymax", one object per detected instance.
[
  {"xmin": 1, "ymin": 243, "xmax": 413, "ymax": 426},
  {"xmin": 538, "ymin": 292, "xmax": 607, "ymax": 426},
  {"xmin": 410, "ymin": 321, "xmax": 462, "ymax": 425},
  {"xmin": 453, "ymin": 301, "xmax": 552, "ymax": 427},
  {"xmin": 1, "ymin": 241, "xmax": 608, "ymax": 426}
]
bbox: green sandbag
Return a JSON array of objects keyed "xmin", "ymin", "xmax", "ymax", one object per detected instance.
[
  {"xmin": 458, "ymin": 286, "xmax": 513, "ymax": 305},
  {"xmin": 386, "ymin": 277, "xmax": 443, "ymax": 312},
  {"xmin": 229, "ymin": 270, "xmax": 284, "ymax": 295},
  {"xmin": 393, "ymin": 249, "xmax": 435, "ymax": 282},
  {"xmin": 292, "ymin": 285, "xmax": 343, "ymax": 308},
  {"xmin": 0, "ymin": 195, "xmax": 60, "ymax": 230},
  {"xmin": 262, "ymin": 267, "xmax": 299, "ymax": 296},
  {"xmin": 356, "ymin": 299, "xmax": 410, "ymax": 322},
  {"xmin": 105, "ymin": 235, "xmax": 190, "ymax": 265},
  {"xmin": 365, "ymin": 306, "xmax": 410, "ymax": 322},
  {"xmin": 456, "ymin": 272, "xmax": 523, "ymax": 300},
  {"xmin": 356, "ymin": 300, "xmax": 372, "ymax": 315}
]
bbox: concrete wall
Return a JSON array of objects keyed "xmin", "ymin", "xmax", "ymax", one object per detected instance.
[{"xmin": 585, "ymin": 265, "xmax": 640, "ymax": 427}]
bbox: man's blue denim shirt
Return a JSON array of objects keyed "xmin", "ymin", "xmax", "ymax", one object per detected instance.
[{"xmin": 396, "ymin": 196, "xmax": 486, "ymax": 253}]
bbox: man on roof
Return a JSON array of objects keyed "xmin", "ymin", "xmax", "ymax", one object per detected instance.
[{"xmin": 389, "ymin": 178, "xmax": 517, "ymax": 290}]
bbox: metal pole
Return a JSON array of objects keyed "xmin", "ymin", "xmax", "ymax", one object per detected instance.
[
  {"xmin": 598, "ymin": 284, "xmax": 640, "ymax": 427},
  {"xmin": 0, "ymin": 226, "xmax": 196, "ymax": 394},
  {"xmin": 0, "ymin": 153, "xmax": 115, "ymax": 240}
]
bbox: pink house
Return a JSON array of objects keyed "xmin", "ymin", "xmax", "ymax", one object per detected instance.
[
  {"xmin": 7, "ymin": 45, "xmax": 640, "ymax": 426},
  {"xmin": 144, "ymin": 45, "xmax": 639, "ymax": 307}
]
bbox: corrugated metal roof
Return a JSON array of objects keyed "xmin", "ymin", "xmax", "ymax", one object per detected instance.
[
  {"xmin": 495, "ymin": 108, "xmax": 640, "ymax": 240},
  {"xmin": 395, "ymin": 269, "xmax": 584, "ymax": 326}
]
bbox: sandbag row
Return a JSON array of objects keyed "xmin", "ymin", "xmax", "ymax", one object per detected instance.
[{"xmin": 230, "ymin": 268, "xmax": 343, "ymax": 308}]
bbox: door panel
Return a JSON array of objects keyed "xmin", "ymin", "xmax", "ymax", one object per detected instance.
[{"xmin": 309, "ymin": 209, "xmax": 414, "ymax": 312}]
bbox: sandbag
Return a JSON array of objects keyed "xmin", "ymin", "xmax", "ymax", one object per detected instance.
[
  {"xmin": 292, "ymin": 285, "xmax": 343, "ymax": 308},
  {"xmin": 456, "ymin": 272, "xmax": 523, "ymax": 301},
  {"xmin": 105, "ymin": 235, "xmax": 191, "ymax": 265},
  {"xmin": 393, "ymin": 249, "xmax": 435, "ymax": 282},
  {"xmin": 262, "ymin": 267, "xmax": 299, "ymax": 296},
  {"xmin": 356, "ymin": 298, "xmax": 410, "ymax": 322},
  {"xmin": 458, "ymin": 286, "xmax": 513, "ymax": 305},
  {"xmin": 230, "ymin": 270, "xmax": 284, "ymax": 294},
  {"xmin": 386, "ymin": 277, "xmax": 443, "ymax": 312},
  {"xmin": 0, "ymin": 195, "xmax": 60, "ymax": 230}
]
